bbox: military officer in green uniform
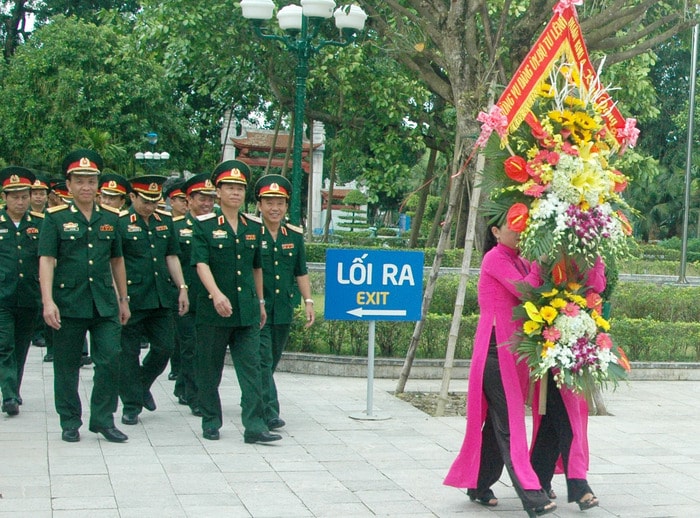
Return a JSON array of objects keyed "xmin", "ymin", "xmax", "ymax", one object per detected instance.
[
  {"xmin": 38, "ymin": 149, "xmax": 130, "ymax": 443},
  {"xmin": 191, "ymin": 160, "xmax": 281, "ymax": 443},
  {"xmin": 171, "ymin": 173, "xmax": 216, "ymax": 414},
  {"xmin": 255, "ymin": 174, "xmax": 315, "ymax": 430},
  {"xmin": 29, "ymin": 173, "xmax": 49, "ymax": 213},
  {"xmin": 118, "ymin": 175, "xmax": 188, "ymax": 426},
  {"xmin": 0, "ymin": 167, "xmax": 43, "ymax": 416},
  {"xmin": 98, "ymin": 173, "xmax": 129, "ymax": 210},
  {"xmin": 164, "ymin": 178, "xmax": 188, "ymax": 381}
]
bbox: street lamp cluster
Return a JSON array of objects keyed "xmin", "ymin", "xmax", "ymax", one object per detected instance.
[
  {"xmin": 134, "ymin": 132, "xmax": 170, "ymax": 173},
  {"xmin": 240, "ymin": 0, "xmax": 368, "ymax": 226}
]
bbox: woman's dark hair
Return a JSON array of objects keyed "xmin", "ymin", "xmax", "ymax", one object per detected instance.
[{"xmin": 483, "ymin": 221, "xmax": 499, "ymax": 253}]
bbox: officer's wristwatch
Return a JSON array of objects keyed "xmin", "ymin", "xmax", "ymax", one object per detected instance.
[
  {"xmin": 179, "ymin": 284, "xmax": 189, "ymax": 290},
  {"xmin": 119, "ymin": 296, "xmax": 130, "ymax": 303}
]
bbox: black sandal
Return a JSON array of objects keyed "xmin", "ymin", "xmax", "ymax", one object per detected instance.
[
  {"xmin": 468, "ymin": 488, "xmax": 498, "ymax": 507},
  {"xmin": 546, "ymin": 488, "xmax": 556, "ymax": 499},
  {"xmin": 577, "ymin": 494, "xmax": 599, "ymax": 511},
  {"xmin": 525, "ymin": 501, "xmax": 557, "ymax": 517}
]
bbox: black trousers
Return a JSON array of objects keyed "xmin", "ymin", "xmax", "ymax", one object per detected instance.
[
  {"xmin": 531, "ymin": 373, "xmax": 592, "ymax": 502},
  {"xmin": 475, "ymin": 332, "xmax": 549, "ymax": 510}
]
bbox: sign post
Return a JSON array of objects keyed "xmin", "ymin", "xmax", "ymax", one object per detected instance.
[{"xmin": 325, "ymin": 249, "xmax": 424, "ymax": 420}]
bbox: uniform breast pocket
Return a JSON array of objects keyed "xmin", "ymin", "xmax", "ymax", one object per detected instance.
[
  {"xmin": 123, "ymin": 232, "xmax": 149, "ymax": 256},
  {"xmin": 59, "ymin": 227, "xmax": 86, "ymax": 242}
]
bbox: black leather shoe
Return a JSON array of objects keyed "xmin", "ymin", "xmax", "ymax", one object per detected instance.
[
  {"xmin": 143, "ymin": 391, "xmax": 156, "ymax": 411},
  {"xmin": 121, "ymin": 414, "xmax": 138, "ymax": 425},
  {"xmin": 2, "ymin": 398, "xmax": 20, "ymax": 416},
  {"xmin": 62, "ymin": 429, "xmax": 80, "ymax": 442},
  {"xmin": 191, "ymin": 406, "xmax": 202, "ymax": 417},
  {"xmin": 168, "ymin": 372, "xmax": 178, "ymax": 380},
  {"xmin": 43, "ymin": 353, "xmax": 53, "ymax": 362},
  {"xmin": 177, "ymin": 395, "xmax": 189, "ymax": 406},
  {"xmin": 267, "ymin": 417, "xmax": 286, "ymax": 430},
  {"xmin": 244, "ymin": 431, "xmax": 282, "ymax": 444},
  {"xmin": 17, "ymin": 397, "xmax": 22, "ymax": 405},
  {"xmin": 90, "ymin": 426, "xmax": 128, "ymax": 443},
  {"xmin": 203, "ymin": 428, "xmax": 220, "ymax": 440}
]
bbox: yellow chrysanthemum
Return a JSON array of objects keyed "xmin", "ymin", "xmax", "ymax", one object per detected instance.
[
  {"xmin": 524, "ymin": 320, "xmax": 542, "ymax": 335},
  {"xmin": 595, "ymin": 316, "xmax": 611, "ymax": 331},
  {"xmin": 540, "ymin": 306, "xmax": 558, "ymax": 325},
  {"xmin": 549, "ymin": 297, "xmax": 567, "ymax": 309},
  {"xmin": 524, "ymin": 301, "xmax": 544, "ymax": 322}
]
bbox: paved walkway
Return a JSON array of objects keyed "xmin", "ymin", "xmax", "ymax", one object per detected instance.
[{"xmin": 2, "ymin": 346, "xmax": 699, "ymax": 517}]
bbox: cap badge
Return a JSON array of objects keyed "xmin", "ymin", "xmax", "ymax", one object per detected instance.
[
  {"xmin": 10, "ymin": 174, "xmax": 19, "ymax": 184},
  {"xmin": 270, "ymin": 182, "xmax": 280, "ymax": 192},
  {"xmin": 108, "ymin": 180, "xmax": 117, "ymax": 188},
  {"xmin": 79, "ymin": 157, "xmax": 91, "ymax": 167},
  {"xmin": 149, "ymin": 182, "xmax": 158, "ymax": 191},
  {"xmin": 205, "ymin": 180, "xmax": 213, "ymax": 188}
]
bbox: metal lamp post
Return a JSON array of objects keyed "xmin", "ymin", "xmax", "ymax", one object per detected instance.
[
  {"xmin": 241, "ymin": 0, "xmax": 367, "ymax": 226},
  {"xmin": 134, "ymin": 132, "xmax": 171, "ymax": 174}
]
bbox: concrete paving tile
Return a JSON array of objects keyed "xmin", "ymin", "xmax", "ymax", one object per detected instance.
[{"xmin": 50, "ymin": 496, "xmax": 117, "ymax": 510}]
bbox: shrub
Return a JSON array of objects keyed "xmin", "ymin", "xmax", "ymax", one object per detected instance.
[
  {"xmin": 611, "ymin": 283, "xmax": 700, "ymax": 322},
  {"xmin": 611, "ymin": 317, "xmax": 700, "ymax": 361}
]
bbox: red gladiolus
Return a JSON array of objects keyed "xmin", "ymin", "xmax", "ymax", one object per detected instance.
[
  {"xmin": 506, "ymin": 203, "xmax": 529, "ymax": 232},
  {"xmin": 617, "ymin": 211, "xmax": 632, "ymax": 236},
  {"xmin": 617, "ymin": 347, "xmax": 632, "ymax": 372},
  {"xmin": 504, "ymin": 156, "xmax": 529, "ymax": 183},
  {"xmin": 612, "ymin": 170, "xmax": 628, "ymax": 193}
]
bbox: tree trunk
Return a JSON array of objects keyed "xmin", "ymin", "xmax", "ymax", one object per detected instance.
[
  {"xmin": 427, "ymin": 170, "xmax": 450, "ymax": 248},
  {"xmin": 435, "ymin": 151, "xmax": 484, "ymax": 415},
  {"xmin": 409, "ymin": 147, "xmax": 438, "ymax": 248},
  {"xmin": 396, "ymin": 135, "xmax": 466, "ymax": 394},
  {"xmin": 322, "ymin": 155, "xmax": 337, "ymax": 242}
]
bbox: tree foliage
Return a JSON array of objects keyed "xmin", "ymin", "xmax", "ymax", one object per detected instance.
[{"xmin": 0, "ymin": 14, "xmax": 194, "ymax": 175}]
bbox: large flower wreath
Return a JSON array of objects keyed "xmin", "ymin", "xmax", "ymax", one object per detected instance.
[{"xmin": 478, "ymin": 59, "xmax": 634, "ymax": 395}]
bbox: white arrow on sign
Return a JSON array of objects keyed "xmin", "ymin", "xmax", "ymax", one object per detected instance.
[{"xmin": 346, "ymin": 307, "xmax": 407, "ymax": 317}]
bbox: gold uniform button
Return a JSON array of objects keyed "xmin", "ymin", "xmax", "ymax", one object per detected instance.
[
  {"xmin": 18, "ymin": 259, "xmax": 23, "ymax": 264},
  {"xmin": 151, "ymin": 244, "xmax": 155, "ymax": 248},
  {"xmin": 153, "ymin": 257, "xmax": 157, "ymax": 262},
  {"xmin": 148, "ymin": 231, "xmax": 153, "ymax": 235},
  {"xmin": 88, "ymin": 243, "xmax": 93, "ymax": 248},
  {"xmin": 274, "ymin": 247, "xmax": 278, "ymax": 252},
  {"xmin": 237, "ymin": 287, "xmax": 242, "ymax": 292},
  {"xmin": 275, "ymin": 275, "xmax": 280, "ymax": 280},
  {"xmin": 237, "ymin": 255, "xmax": 241, "ymax": 259},
  {"xmin": 155, "ymin": 271, "xmax": 159, "ymax": 276},
  {"xmin": 60, "ymin": 283, "xmax": 65, "ymax": 288},
  {"xmin": 17, "ymin": 245, "xmax": 21, "ymax": 249},
  {"xmin": 19, "ymin": 273, "xmax": 24, "ymax": 278},
  {"xmin": 88, "ymin": 227, "xmax": 92, "ymax": 231},
  {"xmin": 275, "ymin": 289, "xmax": 280, "ymax": 294},
  {"xmin": 274, "ymin": 261, "xmax": 278, "ymax": 266},
  {"xmin": 219, "ymin": 244, "xmax": 223, "ymax": 249},
  {"xmin": 89, "ymin": 277, "xmax": 93, "ymax": 282},
  {"xmin": 88, "ymin": 260, "xmax": 94, "ymax": 265},
  {"xmin": 70, "ymin": 236, "xmax": 75, "ymax": 240},
  {"xmin": 15, "ymin": 231, "xmax": 20, "ymax": 236},
  {"xmin": 235, "ymin": 239, "xmax": 240, "ymax": 244},
  {"xmin": 127, "ymin": 280, "xmax": 132, "ymax": 285}
]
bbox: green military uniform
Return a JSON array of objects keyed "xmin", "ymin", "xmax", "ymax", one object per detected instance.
[
  {"xmin": 254, "ymin": 174, "xmax": 310, "ymax": 427},
  {"xmin": 0, "ymin": 167, "xmax": 42, "ymax": 415},
  {"xmin": 118, "ymin": 175, "xmax": 180, "ymax": 420},
  {"xmin": 171, "ymin": 173, "xmax": 216, "ymax": 415},
  {"xmin": 259, "ymin": 219, "xmax": 308, "ymax": 422},
  {"xmin": 164, "ymin": 179, "xmax": 187, "ymax": 382},
  {"xmin": 191, "ymin": 160, "xmax": 274, "ymax": 442},
  {"xmin": 37, "ymin": 151, "xmax": 124, "ymax": 434}
]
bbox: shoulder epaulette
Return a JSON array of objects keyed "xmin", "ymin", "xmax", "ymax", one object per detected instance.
[
  {"xmin": 286, "ymin": 223, "xmax": 303, "ymax": 234},
  {"xmin": 29, "ymin": 210, "xmax": 45, "ymax": 219},
  {"xmin": 47, "ymin": 205, "xmax": 69, "ymax": 214},
  {"xmin": 119, "ymin": 210, "xmax": 130, "ymax": 217},
  {"xmin": 173, "ymin": 215, "xmax": 185, "ymax": 222},
  {"xmin": 156, "ymin": 208, "xmax": 172, "ymax": 217},
  {"xmin": 243, "ymin": 213, "xmax": 262, "ymax": 224},
  {"xmin": 196, "ymin": 213, "xmax": 216, "ymax": 222},
  {"xmin": 100, "ymin": 204, "xmax": 120, "ymax": 215}
]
